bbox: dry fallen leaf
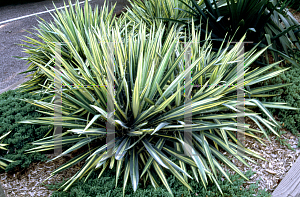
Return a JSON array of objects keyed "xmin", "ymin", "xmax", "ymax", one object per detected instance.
[{"xmin": 265, "ymin": 169, "xmax": 277, "ymax": 174}]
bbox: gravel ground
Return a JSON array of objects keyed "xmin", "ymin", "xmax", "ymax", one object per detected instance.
[
  {"xmin": 0, "ymin": 154, "xmax": 85, "ymax": 197},
  {"xmin": 221, "ymin": 127, "xmax": 300, "ymax": 193},
  {"xmin": 0, "ymin": 0, "xmax": 129, "ymax": 94}
]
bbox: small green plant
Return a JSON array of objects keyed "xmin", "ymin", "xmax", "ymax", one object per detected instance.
[
  {"xmin": 0, "ymin": 89, "xmax": 51, "ymax": 172},
  {"xmin": 275, "ymin": 130, "xmax": 295, "ymax": 150}
]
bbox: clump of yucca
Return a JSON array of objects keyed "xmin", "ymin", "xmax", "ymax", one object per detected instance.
[{"xmin": 20, "ymin": 1, "xmax": 296, "ymax": 196}]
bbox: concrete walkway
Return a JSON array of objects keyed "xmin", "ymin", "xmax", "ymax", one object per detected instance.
[{"xmin": 0, "ymin": 0, "xmax": 129, "ymax": 94}]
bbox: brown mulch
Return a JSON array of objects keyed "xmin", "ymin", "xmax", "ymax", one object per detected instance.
[
  {"xmin": 220, "ymin": 117, "xmax": 300, "ymax": 193},
  {"xmin": 0, "ymin": 154, "xmax": 85, "ymax": 197}
]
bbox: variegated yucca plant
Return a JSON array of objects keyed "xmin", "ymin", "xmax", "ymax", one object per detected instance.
[
  {"xmin": 21, "ymin": 14, "xmax": 296, "ymax": 196},
  {"xmin": 0, "ymin": 131, "xmax": 14, "ymax": 170}
]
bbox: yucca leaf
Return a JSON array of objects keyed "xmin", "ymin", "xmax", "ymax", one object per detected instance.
[
  {"xmin": 160, "ymin": 155, "xmax": 193, "ymax": 191},
  {"xmin": 115, "ymin": 137, "xmax": 131, "ymax": 160},
  {"xmin": 130, "ymin": 148, "xmax": 139, "ymax": 192},
  {"xmin": 152, "ymin": 160, "xmax": 173, "ymax": 196},
  {"xmin": 176, "ymin": 138, "xmax": 208, "ymax": 187},
  {"xmin": 123, "ymin": 156, "xmax": 130, "ymax": 197}
]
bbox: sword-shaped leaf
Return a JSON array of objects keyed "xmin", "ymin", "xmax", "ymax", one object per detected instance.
[{"xmin": 130, "ymin": 148, "xmax": 139, "ymax": 192}]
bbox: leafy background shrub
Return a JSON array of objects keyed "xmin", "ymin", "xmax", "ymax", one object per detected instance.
[
  {"xmin": 0, "ymin": 89, "xmax": 51, "ymax": 172},
  {"xmin": 48, "ymin": 157, "xmax": 271, "ymax": 197},
  {"xmin": 263, "ymin": 66, "xmax": 300, "ymax": 144}
]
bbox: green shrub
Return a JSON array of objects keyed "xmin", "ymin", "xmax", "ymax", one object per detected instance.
[
  {"xmin": 263, "ymin": 66, "xmax": 300, "ymax": 139},
  {"xmin": 0, "ymin": 89, "xmax": 50, "ymax": 172},
  {"xmin": 48, "ymin": 166, "xmax": 271, "ymax": 197}
]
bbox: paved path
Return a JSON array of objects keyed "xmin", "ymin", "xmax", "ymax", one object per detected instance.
[{"xmin": 0, "ymin": 0, "xmax": 129, "ymax": 94}]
